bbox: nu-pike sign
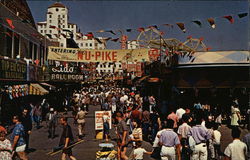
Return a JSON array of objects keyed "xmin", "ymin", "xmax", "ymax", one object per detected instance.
[{"xmin": 48, "ymin": 47, "xmax": 152, "ymax": 62}]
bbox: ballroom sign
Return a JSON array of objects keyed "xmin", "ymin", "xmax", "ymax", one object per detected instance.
[{"xmin": 49, "ymin": 62, "xmax": 84, "ymax": 81}]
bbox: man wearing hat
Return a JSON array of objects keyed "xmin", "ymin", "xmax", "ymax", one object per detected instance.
[{"xmin": 46, "ymin": 108, "xmax": 57, "ymax": 139}]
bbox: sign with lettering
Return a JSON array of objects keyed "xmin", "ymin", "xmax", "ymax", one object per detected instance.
[
  {"xmin": 50, "ymin": 73, "xmax": 84, "ymax": 81},
  {"xmin": 48, "ymin": 47, "xmax": 150, "ymax": 62},
  {"xmin": 0, "ymin": 59, "xmax": 27, "ymax": 80},
  {"xmin": 49, "ymin": 62, "xmax": 84, "ymax": 81}
]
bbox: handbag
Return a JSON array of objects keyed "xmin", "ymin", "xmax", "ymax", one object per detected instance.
[{"xmin": 151, "ymin": 146, "xmax": 162, "ymax": 159}]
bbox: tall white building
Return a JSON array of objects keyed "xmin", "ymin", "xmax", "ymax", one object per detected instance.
[{"xmin": 37, "ymin": 2, "xmax": 106, "ymax": 50}]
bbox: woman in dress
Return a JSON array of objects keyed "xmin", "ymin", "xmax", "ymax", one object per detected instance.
[
  {"xmin": 231, "ymin": 103, "xmax": 241, "ymax": 127},
  {"xmin": 0, "ymin": 128, "xmax": 12, "ymax": 160}
]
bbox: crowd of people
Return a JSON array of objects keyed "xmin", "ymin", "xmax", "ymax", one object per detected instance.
[
  {"xmin": 69, "ymin": 84, "xmax": 249, "ymax": 160},
  {"xmin": 0, "ymin": 83, "xmax": 249, "ymax": 160}
]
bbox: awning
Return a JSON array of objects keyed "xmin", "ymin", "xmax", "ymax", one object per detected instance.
[
  {"xmin": 40, "ymin": 83, "xmax": 56, "ymax": 90},
  {"xmin": 29, "ymin": 83, "xmax": 49, "ymax": 95}
]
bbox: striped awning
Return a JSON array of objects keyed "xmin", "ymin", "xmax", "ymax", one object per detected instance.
[{"xmin": 29, "ymin": 83, "xmax": 49, "ymax": 95}]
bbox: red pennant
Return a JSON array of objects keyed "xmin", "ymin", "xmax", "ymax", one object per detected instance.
[
  {"xmin": 34, "ymin": 59, "xmax": 40, "ymax": 65},
  {"xmin": 6, "ymin": 18, "xmax": 15, "ymax": 29},
  {"xmin": 85, "ymin": 32, "xmax": 94, "ymax": 39},
  {"xmin": 187, "ymin": 35, "xmax": 192, "ymax": 39},
  {"xmin": 199, "ymin": 37, "xmax": 204, "ymax": 41},
  {"xmin": 222, "ymin": 15, "xmax": 234, "ymax": 24},
  {"xmin": 137, "ymin": 27, "xmax": 145, "ymax": 32},
  {"xmin": 206, "ymin": 47, "xmax": 212, "ymax": 51}
]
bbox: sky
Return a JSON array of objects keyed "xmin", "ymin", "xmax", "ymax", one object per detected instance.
[{"xmin": 27, "ymin": 0, "xmax": 249, "ymax": 50}]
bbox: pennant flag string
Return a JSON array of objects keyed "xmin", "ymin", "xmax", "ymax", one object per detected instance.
[
  {"xmin": 1, "ymin": 11, "xmax": 247, "ymax": 44},
  {"xmin": 87, "ymin": 11, "xmax": 247, "ymax": 38}
]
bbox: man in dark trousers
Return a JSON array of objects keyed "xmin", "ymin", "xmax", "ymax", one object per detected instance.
[
  {"xmin": 20, "ymin": 108, "xmax": 32, "ymax": 152},
  {"xmin": 59, "ymin": 117, "xmax": 76, "ymax": 160},
  {"xmin": 46, "ymin": 108, "xmax": 57, "ymax": 139}
]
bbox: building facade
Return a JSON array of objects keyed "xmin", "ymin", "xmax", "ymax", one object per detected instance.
[
  {"xmin": 0, "ymin": 0, "xmax": 52, "ymax": 125},
  {"xmin": 37, "ymin": 2, "xmax": 106, "ymax": 50}
]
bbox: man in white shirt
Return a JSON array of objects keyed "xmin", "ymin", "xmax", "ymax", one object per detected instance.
[{"xmin": 224, "ymin": 127, "xmax": 248, "ymax": 160}]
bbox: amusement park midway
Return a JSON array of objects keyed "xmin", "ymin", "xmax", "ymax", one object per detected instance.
[{"xmin": 0, "ymin": 1, "xmax": 249, "ymax": 160}]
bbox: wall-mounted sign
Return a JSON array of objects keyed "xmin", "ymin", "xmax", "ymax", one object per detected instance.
[
  {"xmin": 0, "ymin": 59, "xmax": 27, "ymax": 80},
  {"xmin": 51, "ymin": 63, "xmax": 75, "ymax": 73},
  {"xmin": 49, "ymin": 62, "xmax": 84, "ymax": 81},
  {"xmin": 48, "ymin": 47, "xmax": 150, "ymax": 62},
  {"xmin": 50, "ymin": 73, "xmax": 84, "ymax": 81}
]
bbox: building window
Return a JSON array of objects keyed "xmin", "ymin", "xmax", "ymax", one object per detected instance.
[
  {"xmin": 49, "ymin": 15, "xmax": 52, "ymax": 18},
  {"xmin": 41, "ymin": 30, "xmax": 43, "ymax": 33},
  {"xmin": 63, "ymin": 25, "xmax": 65, "ymax": 28},
  {"xmin": 44, "ymin": 30, "xmax": 47, "ymax": 33},
  {"xmin": 81, "ymin": 43, "xmax": 83, "ymax": 47},
  {"xmin": 86, "ymin": 43, "xmax": 88, "ymax": 47},
  {"xmin": 56, "ymin": 8, "xmax": 59, "ymax": 12},
  {"xmin": 62, "ymin": 15, "xmax": 65, "ymax": 18},
  {"xmin": 90, "ymin": 43, "xmax": 92, "ymax": 47},
  {"xmin": 50, "ymin": 30, "xmax": 52, "ymax": 33},
  {"xmin": 63, "ymin": 20, "xmax": 65, "ymax": 23},
  {"xmin": 60, "ymin": 43, "xmax": 63, "ymax": 47},
  {"xmin": 58, "ymin": 20, "xmax": 61, "ymax": 23},
  {"xmin": 49, "ymin": 20, "xmax": 52, "ymax": 23},
  {"xmin": 58, "ymin": 15, "xmax": 60, "ymax": 18}
]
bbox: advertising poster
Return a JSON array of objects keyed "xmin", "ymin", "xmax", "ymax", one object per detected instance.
[{"xmin": 95, "ymin": 111, "xmax": 112, "ymax": 130}]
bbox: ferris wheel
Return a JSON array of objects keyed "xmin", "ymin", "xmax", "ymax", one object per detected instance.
[{"xmin": 136, "ymin": 28, "xmax": 207, "ymax": 53}]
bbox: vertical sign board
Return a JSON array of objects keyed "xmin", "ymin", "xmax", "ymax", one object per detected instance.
[
  {"xmin": 121, "ymin": 35, "xmax": 128, "ymax": 49},
  {"xmin": 95, "ymin": 111, "xmax": 112, "ymax": 130}
]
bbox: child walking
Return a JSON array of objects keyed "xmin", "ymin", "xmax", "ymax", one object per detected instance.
[{"xmin": 133, "ymin": 141, "xmax": 152, "ymax": 160}]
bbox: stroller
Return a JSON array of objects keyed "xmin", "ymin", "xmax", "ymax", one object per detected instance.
[{"xmin": 96, "ymin": 143, "xmax": 117, "ymax": 160}]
